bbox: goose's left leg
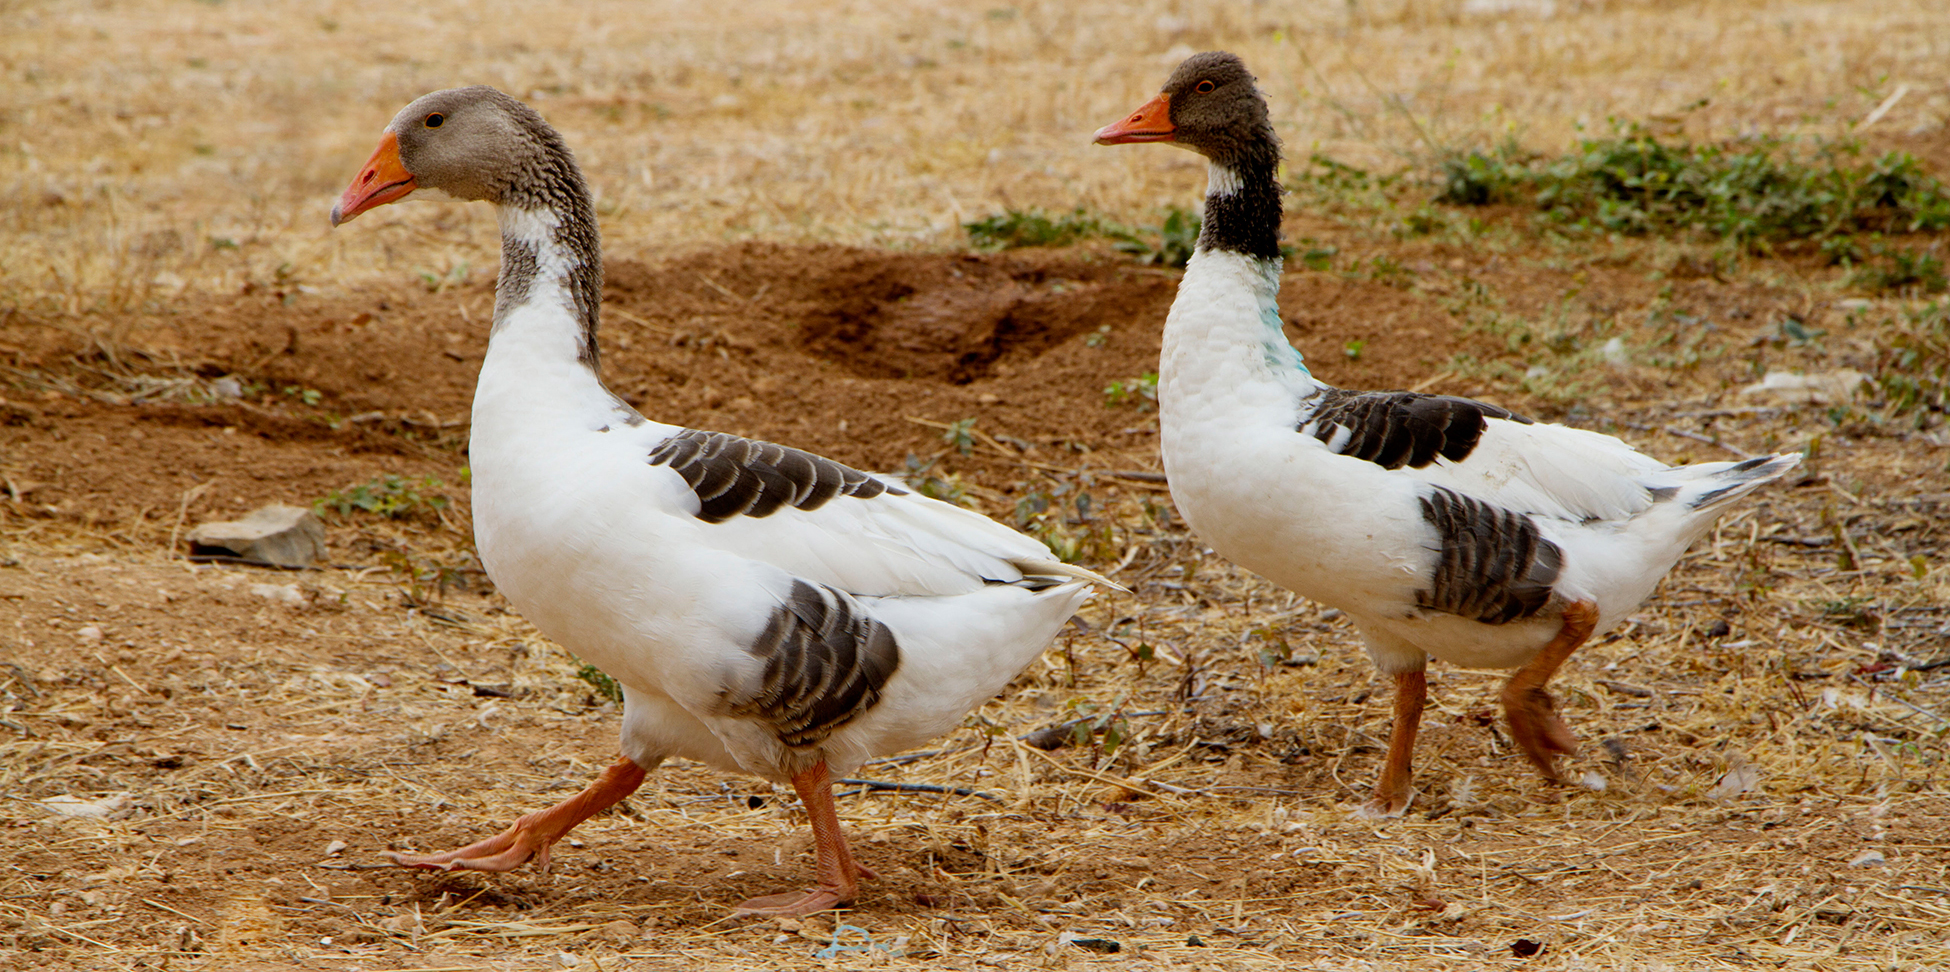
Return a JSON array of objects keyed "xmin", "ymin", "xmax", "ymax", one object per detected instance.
[
  {"xmin": 1500, "ymin": 600, "xmax": 1600, "ymax": 781},
  {"xmin": 1356, "ymin": 669, "xmax": 1427, "ymax": 819},
  {"xmin": 385, "ymin": 754, "xmax": 647, "ymax": 873},
  {"xmin": 733, "ymin": 760, "xmax": 877, "ymax": 917}
]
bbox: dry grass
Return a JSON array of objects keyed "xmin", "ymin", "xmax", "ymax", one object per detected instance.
[
  {"xmin": 6, "ymin": 1, "xmax": 1950, "ymax": 970},
  {"xmin": 5, "ymin": 0, "xmax": 1949, "ymax": 314}
]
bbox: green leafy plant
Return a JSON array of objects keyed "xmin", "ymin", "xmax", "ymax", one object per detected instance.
[
  {"xmin": 1851, "ymin": 245, "xmax": 1948, "ymax": 295},
  {"xmin": 940, "ymin": 417, "xmax": 979, "ymax": 455},
  {"xmin": 319, "ymin": 474, "xmax": 449, "ymax": 519},
  {"xmin": 575, "ymin": 662, "xmax": 623, "ymax": 703},
  {"xmin": 1114, "ymin": 206, "xmax": 1201, "ymax": 267},
  {"xmin": 1103, "ymin": 372, "xmax": 1158, "ymax": 410},
  {"xmin": 1873, "ymin": 301, "xmax": 1950, "ymax": 422},
  {"xmin": 1437, "ymin": 126, "xmax": 1950, "ymax": 251},
  {"xmin": 282, "ymin": 385, "xmax": 322, "ymax": 406},
  {"xmin": 902, "ymin": 454, "xmax": 969, "ymax": 506},
  {"xmin": 964, "ymin": 205, "xmax": 1201, "ymax": 268},
  {"xmin": 964, "ymin": 208, "xmax": 1111, "ymax": 250},
  {"xmin": 417, "ymin": 262, "xmax": 470, "ymax": 293}
]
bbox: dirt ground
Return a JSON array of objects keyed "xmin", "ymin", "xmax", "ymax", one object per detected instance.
[{"xmin": 5, "ymin": 220, "xmax": 1950, "ymax": 972}]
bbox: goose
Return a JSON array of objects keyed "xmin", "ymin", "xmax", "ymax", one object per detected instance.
[
  {"xmin": 1095, "ymin": 53, "xmax": 1800, "ymax": 818},
  {"xmin": 330, "ymin": 86, "xmax": 1112, "ymax": 916}
]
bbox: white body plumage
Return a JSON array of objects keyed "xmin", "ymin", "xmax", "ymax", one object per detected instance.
[
  {"xmin": 468, "ymin": 211, "xmax": 1091, "ymax": 783},
  {"xmin": 1159, "ymin": 224, "xmax": 1798, "ymax": 676}
]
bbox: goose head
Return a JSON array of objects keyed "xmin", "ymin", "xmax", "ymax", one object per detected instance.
[
  {"xmin": 331, "ymin": 85, "xmax": 573, "ymax": 226},
  {"xmin": 1093, "ymin": 51, "xmax": 1276, "ymax": 167}
]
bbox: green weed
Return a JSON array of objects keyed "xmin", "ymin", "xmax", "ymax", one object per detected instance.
[
  {"xmin": 940, "ymin": 417, "xmax": 979, "ymax": 455},
  {"xmin": 1873, "ymin": 302, "xmax": 1950, "ymax": 422},
  {"xmin": 319, "ymin": 474, "xmax": 449, "ymax": 519},
  {"xmin": 575, "ymin": 663, "xmax": 623, "ymax": 703},
  {"xmin": 1850, "ymin": 245, "xmax": 1948, "ymax": 295},
  {"xmin": 1103, "ymin": 372, "xmax": 1158, "ymax": 410},
  {"xmin": 1114, "ymin": 206, "xmax": 1200, "ymax": 268},
  {"xmin": 902, "ymin": 454, "xmax": 970, "ymax": 506},
  {"xmin": 964, "ymin": 206, "xmax": 1200, "ymax": 268},
  {"xmin": 964, "ymin": 208, "xmax": 1109, "ymax": 250},
  {"xmin": 1437, "ymin": 126, "xmax": 1950, "ymax": 250}
]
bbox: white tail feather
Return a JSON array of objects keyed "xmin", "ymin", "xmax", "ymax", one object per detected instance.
[{"xmin": 1666, "ymin": 452, "xmax": 1804, "ymax": 514}]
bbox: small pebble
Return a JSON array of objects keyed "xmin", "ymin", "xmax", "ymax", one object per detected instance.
[
  {"xmin": 598, "ymin": 919, "xmax": 639, "ymax": 943},
  {"xmin": 324, "ymin": 840, "xmax": 347, "ymax": 856},
  {"xmin": 76, "ymin": 625, "xmax": 104, "ymax": 642},
  {"xmin": 1849, "ymin": 849, "xmax": 1886, "ymax": 867}
]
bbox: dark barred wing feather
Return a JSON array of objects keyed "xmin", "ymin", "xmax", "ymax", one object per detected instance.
[
  {"xmin": 649, "ymin": 429, "xmax": 906, "ymax": 524},
  {"xmin": 1417, "ymin": 487, "xmax": 1562, "ymax": 624},
  {"xmin": 723, "ymin": 580, "xmax": 901, "ymax": 748},
  {"xmin": 1301, "ymin": 388, "xmax": 1532, "ymax": 471}
]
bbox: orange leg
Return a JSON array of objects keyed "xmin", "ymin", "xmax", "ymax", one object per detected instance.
[
  {"xmin": 1356, "ymin": 669, "xmax": 1427, "ymax": 819},
  {"xmin": 732, "ymin": 760, "xmax": 877, "ymax": 917},
  {"xmin": 1500, "ymin": 601, "xmax": 1600, "ymax": 781},
  {"xmin": 386, "ymin": 754, "xmax": 647, "ymax": 874}
]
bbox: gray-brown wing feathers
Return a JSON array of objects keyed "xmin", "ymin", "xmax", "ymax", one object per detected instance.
[
  {"xmin": 648, "ymin": 429, "xmax": 906, "ymax": 523},
  {"xmin": 1301, "ymin": 388, "xmax": 1532, "ymax": 470},
  {"xmin": 1417, "ymin": 487, "xmax": 1562, "ymax": 624},
  {"xmin": 723, "ymin": 580, "xmax": 902, "ymax": 748}
]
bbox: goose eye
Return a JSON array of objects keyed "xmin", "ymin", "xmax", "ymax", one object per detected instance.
[
  {"xmin": 1195, "ymin": 80, "xmax": 1215, "ymax": 93},
  {"xmin": 425, "ymin": 112, "xmax": 445, "ymax": 128}
]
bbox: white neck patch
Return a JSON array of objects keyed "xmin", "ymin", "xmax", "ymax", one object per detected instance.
[
  {"xmin": 1206, "ymin": 163, "xmax": 1242, "ymax": 198},
  {"xmin": 499, "ymin": 205, "xmax": 562, "ymax": 247}
]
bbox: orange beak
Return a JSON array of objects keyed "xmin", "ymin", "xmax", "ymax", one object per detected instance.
[
  {"xmin": 1094, "ymin": 93, "xmax": 1174, "ymax": 145},
  {"xmin": 331, "ymin": 131, "xmax": 416, "ymax": 227}
]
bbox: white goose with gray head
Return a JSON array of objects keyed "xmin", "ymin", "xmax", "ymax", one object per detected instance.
[
  {"xmin": 332, "ymin": 86, "xmax": 1112, "ymax": 916},
  {"xmin": 1097, "ymin": 53, "xmax": 1801, "ymax": 818}
]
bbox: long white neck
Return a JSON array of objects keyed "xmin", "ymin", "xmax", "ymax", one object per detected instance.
[
  {"xmin": 474, "ymin": 203, "xmax": 633, "ymax": 435},
  {"xmin": 1161, "ymin": 163, "xmax": 1318, "ymax": 407}
]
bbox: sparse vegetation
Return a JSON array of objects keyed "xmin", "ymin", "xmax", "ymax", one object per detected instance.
[
  {"xmin": 576, "ymin": 661, "xmax": 624, "ymax": 703},
  {"xmin": 1113, "ymin": 206, "xmax": 1201, "ymax": 268},
  {"xmin": 1874, "ymin": 301, "xmax": 1950, "ymax": 422},
  {"xmin": 1103, "ymin": 371, "xmax": 1158, "ymax": 409},
  {"xmin": 1850, "ymin": 244, "xmax": 1949, "ymax": 295},
  {"xmin": 318, "ymin": 473, "xmax": 450, "ymax": 519},
  {"xmin": 963, "ymin": 208, "xmax": 1110, "ymax": 250},
  {"xmin": 1436, "ymin": 128, "xmax": 1950, "ymax": 250},
  {"xmin": 964, "ymin": 206, "xmax": 1201, "ymax": 268}
]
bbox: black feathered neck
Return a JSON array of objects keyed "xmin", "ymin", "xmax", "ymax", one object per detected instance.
[{"xmin": 1198, "ymin": 139, "xmax": 1283, "ymax": 262}]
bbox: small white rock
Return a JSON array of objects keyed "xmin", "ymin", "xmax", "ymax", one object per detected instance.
[
  {"xmin": 250, "ymin": 583, "xmax": 306, "ymax": 606},
  {"xmin": 1601, "ymin": 336, "xmax": 1630, "ymax": 368},
  {"xmin": 76, "ymin": 625, "xmax": 104, "ymax": 642},
  {"xmin": 39, "ymin": 792, "xmax": 130, "ymax": 818},
  {"xmin": 1739, "ymin": 369, "xmax": 1866, "ymax": 406},
  {"xmin": 1848, "ymin": 849, "xmax": 1886, "ymax": 867},
  {"xmin": 324, "ymin": 839, "xmax": 347, "ymax": 856},
  {"xmin": 1580, "ymin": 771, "xmax": 1608, "ymax": 792}
]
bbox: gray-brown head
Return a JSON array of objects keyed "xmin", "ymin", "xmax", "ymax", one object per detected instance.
[
  {"xmin": 1096, "ymin": 52, "xmax": 1284, "ymax": 260},
  {"xmin": 331, "ymin": 85, "xmax": 584, "ymax": 226},
  {"xmin": 1093, "ymin": 51, "xmax": 1278, "ymax": 169}
]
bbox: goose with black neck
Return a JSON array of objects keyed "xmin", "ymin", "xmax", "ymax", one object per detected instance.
[
  {"xmin": 1097, "ymin": 52, "xmax": 1800, "ymax": 818},
  {"xmin": 332, "ymin": 86, "xmax": 1113, "ymax": 916}
]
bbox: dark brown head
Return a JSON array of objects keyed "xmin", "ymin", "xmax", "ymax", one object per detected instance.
[
  {"xmin": 1094, "ymin": 52, "xmax": 1277, "ymax": 168},
  {"xmin": 332, "ymin": 85, "xmax": 579, "ymax": 226}
]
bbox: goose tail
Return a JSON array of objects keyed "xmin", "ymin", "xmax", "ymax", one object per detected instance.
[{"xmin": 1669, "ymin": 452, "xmax": 1804, "ymax": 514}]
